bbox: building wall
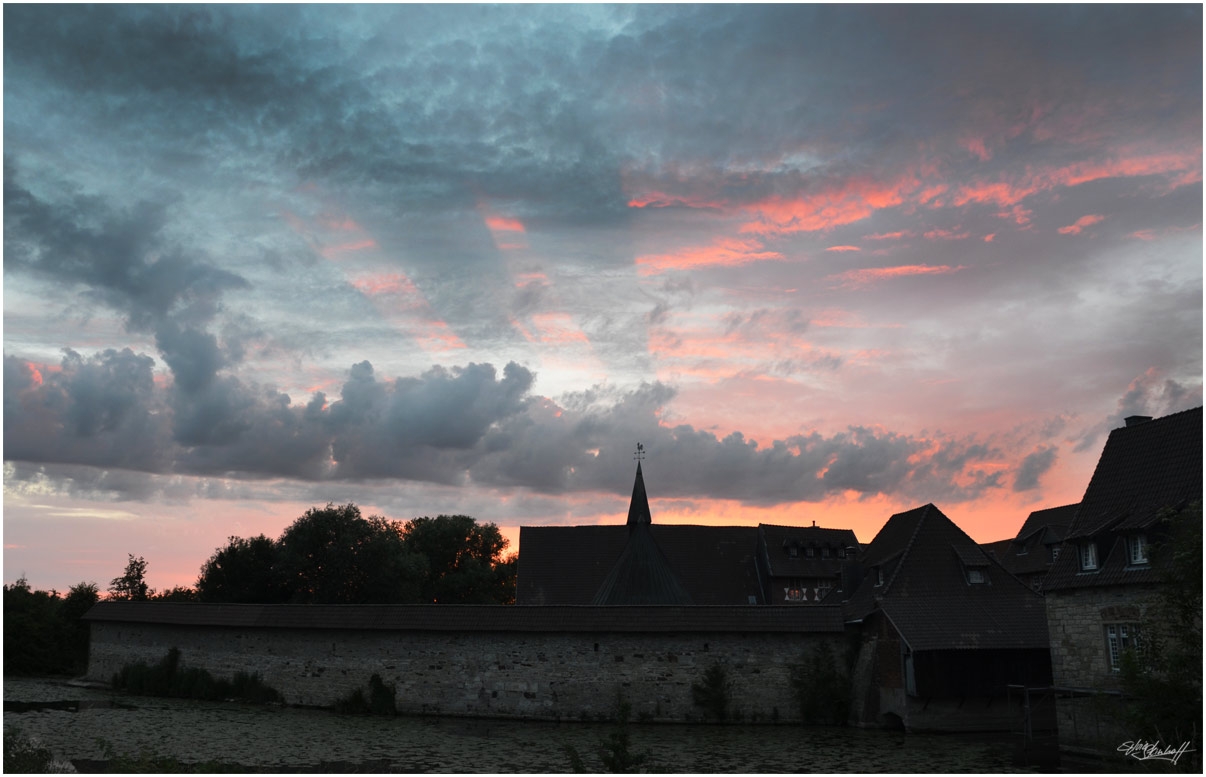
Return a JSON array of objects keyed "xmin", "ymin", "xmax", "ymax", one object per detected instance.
[
  {"xmin": 1044, "ymin": 584, "xmax": 1156, "ymax": 691},
  {"xmin": 87, "ymin": 622, "xmax": 844, "ymax": 723},
  {"xmin": 1044, "ymin": 583, "xmax": 1158, "ymax": 751}
]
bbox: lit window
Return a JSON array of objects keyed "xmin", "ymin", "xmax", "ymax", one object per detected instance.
[
  {"xmin": 967, "ymin": 568, "xmax": 985, "ymax": 584},
  {"xmin": 1080, "ymin": 542, "xmax": 1098, "ymax": 571},
  {"xmin": 785, "ymin": 587, "xmax": 804, "ymax": 602},
  {"xmin": 1104, "ymin": 623, "xmax": 1140, "ymax": 672},
  {"xmin": 1128, "ymin": 534, "xmax": 1149, "ymax": 566}
]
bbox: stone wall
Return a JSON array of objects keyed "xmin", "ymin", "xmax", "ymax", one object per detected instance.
[
  {"xmin": 1044, "ymin": 584, "xmax": 1157, "ymax": 691},
  {"xmin": 87, "ymin": 618, "xmax": 845, "ymax": 723},
  {"xmin": 1044, "ymin": 583, "xmax": 1158, "ymax": 751}
]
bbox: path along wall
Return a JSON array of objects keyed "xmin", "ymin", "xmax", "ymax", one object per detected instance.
[{"xmin": 83, "ymin": 602, "xmax": 846, "ymax": 723}]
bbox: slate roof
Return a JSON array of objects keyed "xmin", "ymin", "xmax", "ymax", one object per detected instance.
[
  {"xmin": 981, "ymin": 504, "xmax": 1074, "ymax": 579},
  {"xmin": 843, "ymin": 504, "xmax": 1049, "ymax": 650},
  {"xmin": 83, "ymin": 601, "xmax": 844, "ymax": 633},
  {"xmin": 1045, "ymin": 407, "xmax": 1202, "ymax": 592},
  {"xmin": 627, "ymin": 461, "xmax": 652, "ymax": 526},
  {"xmin": 757, "ymin": 524, "xmax": 859, "ymax": 578},
  {"xmin": 517, "ymin": 524, "xmax": 762, "ymax": 605},
  {"xmin": 591, "ymin": 522, "xmax": 693, "ymax": 605}
]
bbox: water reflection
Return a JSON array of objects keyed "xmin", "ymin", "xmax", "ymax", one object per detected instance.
[{"xmin": 3, "ymin": 678, "xmax": 1048, "ymax": 772}]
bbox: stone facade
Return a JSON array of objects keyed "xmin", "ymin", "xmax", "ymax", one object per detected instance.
[
  {"xmin": 1045, "ymin": 583, "xmax": 1157, "ymax": 691},
  {"xmin": 1044, "ymin": 583, "xmax": 1158, "ymax": 751},
  {"xmin": 86, "ymin": 618, "xmax": 846, "ymax": 723}
]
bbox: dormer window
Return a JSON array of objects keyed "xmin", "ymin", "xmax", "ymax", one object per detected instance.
[
  {"xmin": 788, "ymin": 545, "xmax": 799, "ymax": 559},
  {"xmin": 874, "ymin": 567, "xmax": 884, "ymax": 587},
  {"xmin": 805, "ymin": 546, "xmax": 815, "ymax": 558},
  {"xmin": 837, "ymin": 547, "xmax": 846, "ymax": 559},
  {"xmin": 821, "ymin": 546, "xmax": 831, "ymax": 559},
  {"xmin": 966, "ymin": 568, "xmax": 986, "ymax": 584},
  {"xmin": 1079, "ymin": 541, "xmax": 1098, "ymax": 572},
  {"xmin": 1128, "ymin": 534, "xmax": 1149, "ymax": 566},
  {"xmin": 1051, "ymin": 545, "xmax": 1061, "ymax": 562},
  {"xmin": 1016, "ymin": 544, "xmax": 1028, "ymax": 556}
]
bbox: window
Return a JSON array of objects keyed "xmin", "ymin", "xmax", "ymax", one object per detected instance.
[
  {"xmin": 1051, "ymin": 545, "xmax": 1061, "ymax": 562},
  {"xmin": 1128, "ymin": 534, "xmax": 1149, "ymax": 566},
  {"xmin": 966, "ymin": 568, "xmax": 985, "ymax": 584},
  {"xmin": 805, "ymin": 546, "xmax": 815, "ymax": 558},
  {"xmin": 788, "ymin": 545, "xmax": 799, "ymax": 559},
  {"xmin": 874, "ymin": 567, "xmax": 884, "ymax": 587},
  {"xmin": 1017, "ymin": 544, "xmax": 1028, "ymax": 556},
  {"xmin": 817, "ymin": 581, "xmax": 833, "ymax": 600},
  {"xmin": 1105, "ymin": 623, "xmax": 1140, "ymax": 672},
  {"xmin": 784, "ymin": 580, "xmax": 804, "ymax": 602},
  {"xmin": 837, "ymin": 547, "xmax": 846, "ymax": 558},
  {"xmin": 821, "ymin": 547, "xmax": 831, "ymax": 559},
  {"xmin": 1031, "ymin": 575, "xmax": 1043, "ymax": 591},
  {"xmin": 1080, "ymin": 542, "xmax": 1098, "ymax": 571}
]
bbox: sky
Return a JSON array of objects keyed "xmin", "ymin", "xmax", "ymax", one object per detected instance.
[{"xmin": 3, "ymin": 5, "xmax": 1202, "ymax": 594}]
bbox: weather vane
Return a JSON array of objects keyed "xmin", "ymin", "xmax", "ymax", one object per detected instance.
[{"xmin": 633, "ymin": 442, "xmax": 645, "ymax": 461}]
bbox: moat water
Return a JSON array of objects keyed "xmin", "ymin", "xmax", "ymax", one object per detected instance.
[{"xmin": 4, "ymin": 677, "xmax": 1113, "ymax": 772}]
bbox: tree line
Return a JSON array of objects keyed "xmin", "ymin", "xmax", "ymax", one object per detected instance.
[{"xmin": 5, "ymin": 505, "xmax": 516, "ymax": 675}]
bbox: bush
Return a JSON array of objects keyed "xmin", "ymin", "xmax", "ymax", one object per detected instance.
[
  {"xmin": 690, "ymin": 663, "xmax": 731, "ymax": 722},
  {"xmin": 4, "ymin": 729, "xmax": 73, "ymax": 773},
  {"xmin": 333, "ymin": 674, "xmax": 397, "ymax": 714},
  {"xmin": 111, "ymin": 648, "xmax": 282, "ymax": 704},
  {"xmin": 792, "ymin": 643, "xmax": 851, "ymax": 725}
]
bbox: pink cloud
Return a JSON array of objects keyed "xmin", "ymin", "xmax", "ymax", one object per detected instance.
[
  {"xmin": 739, "ymin": 174, "xmax": 922, "ymax": 236},
  {"xmin": 960, "ymin": 136, "xmax": 992, "ymax": 161},
  {"xmin": 319, "ymin": 239, "xmax": 377, "ymax": 259},
  {"xmin": 923, "ymin": 228, "xmax": 971, "ymax": 241},
  {"xmin": 1129, "ymin": 229, "xmax": 1156, "ymax": 241},
  {"xmin": 983, "ymin": 233, "xmax": 996, "ymax": 242},
  {"xmin": 486, "ymin": 216, "xmax": 525, "ymax": 233},
  {"xmin": 826, "ymin": 264, "xmax": 967, "ymax": 288},
  {"xmin": 826, "ymin": 245, "xmax": 861, "ymax": 252},
  {"xmin": 635, "ymin": 237, "xmax": 783, "ymax": 275},
  {"xmin": 864, "ymin": 230, "xmax": 914, "ymax": 241},
  {"xmin": 1058, "ymin": 214, "xmax": 1105, "ymax": 235}
]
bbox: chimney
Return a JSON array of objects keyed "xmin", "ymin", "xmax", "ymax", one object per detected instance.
[{"xmin": 1124, "ymin": 415, "xmax": 1152, "ymax": 428}]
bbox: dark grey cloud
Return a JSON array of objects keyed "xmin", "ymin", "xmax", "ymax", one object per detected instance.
[
  {"xmin": 4, "ymin": 354, "xmax": 1011, "ymax": 506},
  {"xmin": 1074, "ymin": 371, "xmax": 1203, "ymax": 452},
  {"xmin": 1013, "ymin": 445, "xmax": 1057, "ymax": 492}
]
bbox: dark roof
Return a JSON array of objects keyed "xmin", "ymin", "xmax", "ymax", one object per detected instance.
[
  {"xmin": 980, "ymin": 504, "xmax": 1075, "ymax": 578},
  {"xmin": 1045, "ymin": 407, "xmax": 1202, "ymax": 592},
  {"xmin": 844, "ymin": 504, "xmax": 1049, "ymax": 650},
  {"xmin": 627, "ymin": 461, "xmax": 652, "ymax": 526},
  {"xmin": 518, "ymin": 525, "xmax": 762, "ymax": 605},
  {"xmin": 83, "ymin": 601, "xmax": 844, "ymax": 633},
  {"xmin": 757, "ymin": 524, "xmax": 859, "ymax": 578},
  {"xmin": 591, "ymin": 522, "xmax": 693, "ymax": 605},
  {"xmin": 1016, "ymin": 504, "xmax": 1076, "ymax": 543}
]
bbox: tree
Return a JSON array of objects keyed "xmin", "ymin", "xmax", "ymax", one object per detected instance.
[
  {"xmin": 402, "ymin": 515, "xmax": 515, "ymax": 604},
  {"xmin": 108, "ymin": 554, "xmax": 150, "ymax": 600},
  {"xmin": 153, "ymin": 586, "xmax": 198, "ymax": 602},
  {"xmin": 60, "ymin": 581, "xmax": 100, "ymax": 672},
  {"xmin": 196, "ymin": 535, "xmax": 289, "ymax": 603},
  {"xmin": 275, "ymin": 504, "xmax": 423, "ymax": 604}
]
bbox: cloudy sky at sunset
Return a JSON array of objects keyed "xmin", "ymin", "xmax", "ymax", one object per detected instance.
[{"xmin": 4, "ymin": 5, "xmax": 1202, "ymax": 592}]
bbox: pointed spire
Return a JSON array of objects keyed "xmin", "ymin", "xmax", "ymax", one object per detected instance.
[{"xmin": 627, "ymin": 460, "xmax": 652, "ymax": 528}]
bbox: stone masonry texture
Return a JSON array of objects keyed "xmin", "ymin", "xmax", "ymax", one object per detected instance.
[{"xmin": 87, "ymin": 622, "xmax": 845, "ymax": 723}]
